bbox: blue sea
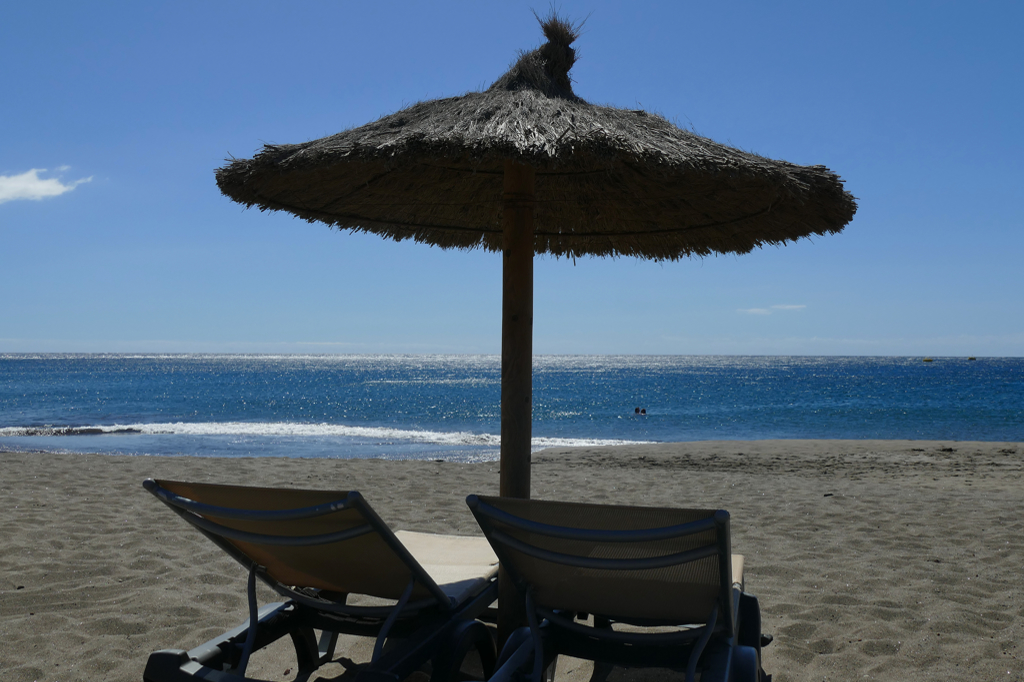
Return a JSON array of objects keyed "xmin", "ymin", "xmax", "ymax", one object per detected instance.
[{"xmin": 1, "ymin": 354, "xmax": 1021, "ymax": 461}]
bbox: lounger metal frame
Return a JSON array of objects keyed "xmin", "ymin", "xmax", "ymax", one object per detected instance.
[
  {"xmin": 467, "ymin": 495, "xmax": 768, "ymax": 682},
  {"xmin": 143, "ymin": 479, "xmax": 498, "ymax": 682}
]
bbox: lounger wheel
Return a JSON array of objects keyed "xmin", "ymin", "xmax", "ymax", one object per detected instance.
[
  {"xmin": 494, "ymin": 627, "xmax": 532, "ymax": 672},
  {"xmin": 736, "ymin": 593, "xmax": 771, "ymax": 681},
  {"xmin": 287, "ymin": 626, "xmax": 322, "ymax": 673},
  {"xmin": 728, "ymin": 645, "xmax": 759, "ymax": 682},
  {"xmin": 737, "ymin": 593, "xmax": 762, "ymax": 651},
  {"xmin": 430, "ymin": 619, "xmax": 497, "ymax": 682}
]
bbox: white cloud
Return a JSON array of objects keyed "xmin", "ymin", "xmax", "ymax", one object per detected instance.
[
  {"xmin": 0, "ymin": 168, "xmax": 92, "ymax": 204},
  {"xmin": 738, "ymin": 304, "xmax": 806, "ymax": 315}
]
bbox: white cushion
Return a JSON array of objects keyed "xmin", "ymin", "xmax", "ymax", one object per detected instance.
[{"xmin": 395, "ymin": 530, "xmax": 499, "ymax": 605}]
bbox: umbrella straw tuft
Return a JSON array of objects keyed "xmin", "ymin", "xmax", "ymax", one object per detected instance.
[
  {"xmin": 537, "ymin": 11, "xmax": 582, "ymax": 85},
  {"xmin": 490, "ymin": 11, "xmax": 583, "ymax": 98}
]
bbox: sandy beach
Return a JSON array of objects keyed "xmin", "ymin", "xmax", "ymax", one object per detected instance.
[{"xmin": 2, "ymin": 440, "xmax": 1022, "ymax": 681}]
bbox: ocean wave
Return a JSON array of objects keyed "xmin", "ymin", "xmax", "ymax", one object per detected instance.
[
  {"xmin": 0, "ymin": 426, "xmax": 145, "ymax": 436},
  {"xmin": 0, "ymin": 422, "xmax": 654, "ymax": 450}
]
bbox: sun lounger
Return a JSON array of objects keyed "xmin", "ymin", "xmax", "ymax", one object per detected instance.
[
  {"xmin": 466, "ymin": 495, "xmax": 770, "ymax": 682},
  {"xmin": 142, "ymin": 479, "xmax": 499, "ymax": 682}
]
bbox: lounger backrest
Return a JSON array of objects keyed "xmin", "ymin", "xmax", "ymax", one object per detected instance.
[
  {"xmin": 148, "ymin": 479, "xmax": 447, "ymax": 605},
  {"xmin": 468, "ymin": 496, "xmax": 733, "ymax": 627}
]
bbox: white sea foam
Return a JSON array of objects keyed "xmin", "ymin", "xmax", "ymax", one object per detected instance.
[{"xmin": 0, "ymin": 422, "xmax": 654, "ymax": 450}]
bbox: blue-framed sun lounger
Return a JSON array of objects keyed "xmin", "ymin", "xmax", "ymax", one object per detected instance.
[
  {"xmin": 142, "ymin": 479, "xmax": 499, "ymax": 682},
  {"xmin": 467, "ymin": 495, "xmax": 771, "ymax": 682}
]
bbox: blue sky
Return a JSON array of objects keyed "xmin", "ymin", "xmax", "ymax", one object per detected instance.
[{"xmin": 2, "ymin": 1, "xmax": 1021, "ymax": 356}]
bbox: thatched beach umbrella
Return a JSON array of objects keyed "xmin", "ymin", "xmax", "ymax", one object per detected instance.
[{"xmin": 216, "ymin": 12, "xmax": 855, "ymax": 631}]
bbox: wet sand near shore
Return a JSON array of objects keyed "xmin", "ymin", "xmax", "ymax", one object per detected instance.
[{"xmin": 1, "ymin": 440, "xmax": 1022, "ymax": 681}]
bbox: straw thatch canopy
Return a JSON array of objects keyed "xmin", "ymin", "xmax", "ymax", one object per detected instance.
[{"xmin": 216, "ymin": 16, "xmax": 856, "ymax": 260}]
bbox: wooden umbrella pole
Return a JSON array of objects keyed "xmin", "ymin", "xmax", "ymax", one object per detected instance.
[
  {"xmin": 498, "ymin": 160, "xmax": 535, "ymax": 645},
  {"xmin": 500, "ymin": 160, "xmax": 535, "ymax": 500}
]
